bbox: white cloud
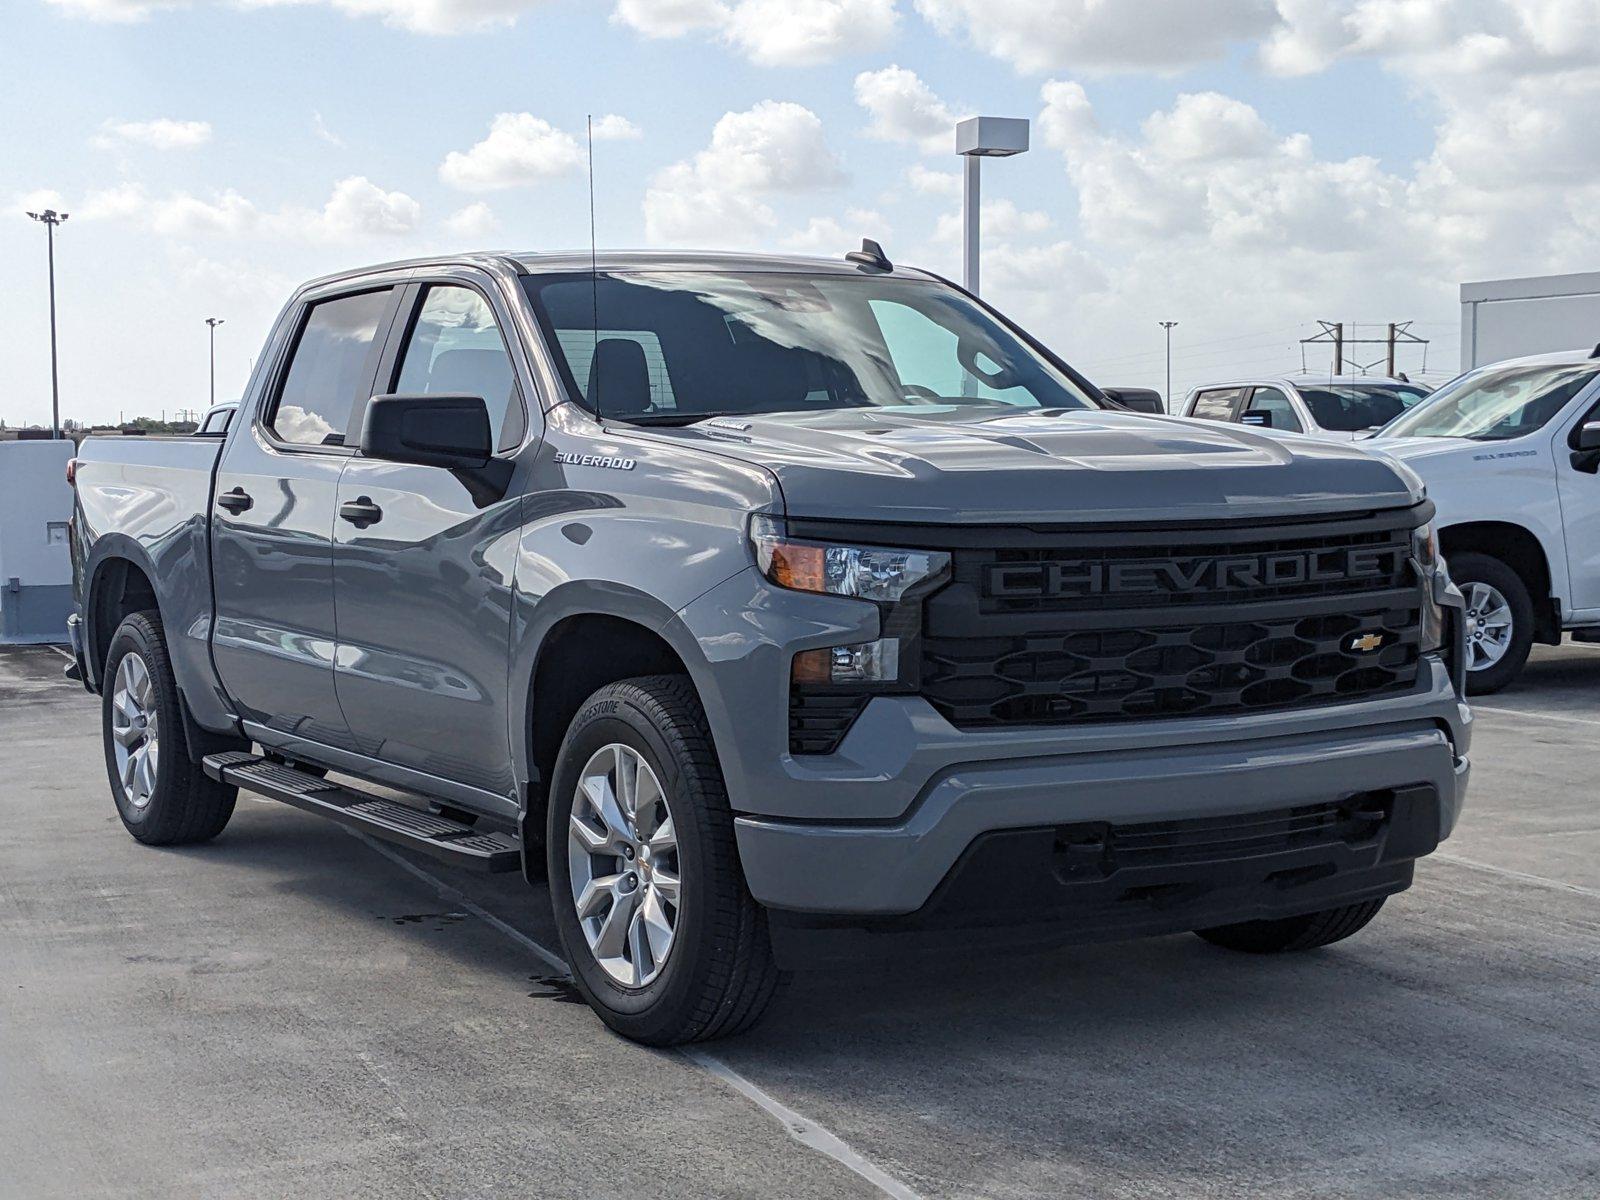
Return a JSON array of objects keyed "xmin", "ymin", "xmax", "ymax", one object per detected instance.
[
  {"xmin": 312, "ymin": 111, "xmax": 345, "ymax": 147},
  {"xmin": 443, "ymin": 201, "xmax": 500, "ymax": 238},
  {"xmin": 17, "ymin": 188, "xmax": 69, "ymax": 214},
  {"xmin": 854, "ymin": 65, "xmax": 962, "ymax": 154},
  {"xmin": 906, "ymin": 163, "xmax": 961, "ymax": 197},
  {"xmin": 317, "ymin": 175, "xmax": 421, "ymax": 237},
  {"xmin": 95, "ymin": 117, "xmax": 212, "ymax": 150},
  {"xmin": 913, "ymin": 0, "xmax": 1277, "ymax": 73},
  {"xmin": 235, "ymin": 0, "xmax": 553, "ymax": 35},
  {"xmin": 933, "ymin": 198, "xmax": 1050, "ymax": 243},
  {"xmin": 44, "ymin": 0, "xmax": 182, "ymax": 20},
  {"xmin": 783, "ymin": 207, "xmax": 889, "ymax": 252},
  {"xmin": 439, "ymin": 112, "xmax": 587, "ymax": 191},
  {"xmin": 643, "ymin": 100, "xmax": 844, "ymax": 247},
  {"xmin": 611, "ymin": 0, "xmax": 727, "ymax": 36},
  {"xmin": 590, "ymin": 113, "xmax": 643, "ymax": 140},
  {"xmin": 614, "ymin": 0, "xmax": 897, "ymax": 65},
  {"xmin": 69, "ymin": 176, "xmax": 420, "ymax": 241}
]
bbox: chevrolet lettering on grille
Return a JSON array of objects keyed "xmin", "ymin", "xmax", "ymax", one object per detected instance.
[{"xmin": 985, "ymin": 547, "xmax": 1403, "ymax": 599}]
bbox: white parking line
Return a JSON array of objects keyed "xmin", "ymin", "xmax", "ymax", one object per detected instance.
[
  {"xmin": 681, "ymin": 1048, "xmax": 924, "ymax": 1200},
  {"xmin": 1472, "ymin": 705, "xmax": 1600, "ymax": 729},
  {"xmin": 48, "ymin": 645, "xmax": 73, "ymax": 662},
  {"xmin": 347, "ymin": 828, "xmax": 922, "ymax": 1200}
]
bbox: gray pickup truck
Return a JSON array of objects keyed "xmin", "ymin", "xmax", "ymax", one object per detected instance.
[{"xmin": 69, "ymin": 249, "xmax": 1472, "ymax": 1045}]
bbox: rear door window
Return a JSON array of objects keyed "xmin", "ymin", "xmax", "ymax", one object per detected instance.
[
  {"xmin": 269, "ymin": 289, "xmax": 391, "ymax": 447},
  {"xmin": 1189, "ymin": 388, "xmax": 1245, "ymax": 421}
]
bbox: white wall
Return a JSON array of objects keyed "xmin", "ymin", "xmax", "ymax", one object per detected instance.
[
  {"xmin": 0, "ymin": 441, "xmax": 75, "ymax": 588},
  {"xmin": 1461, "ymin": 271, "xmax": 1600, "ymax": 370}
]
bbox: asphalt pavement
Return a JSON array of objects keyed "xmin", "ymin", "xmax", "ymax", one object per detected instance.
[{"xmin": 3, "ymin": 642, "xmax": 1597, "ymax": 1199}]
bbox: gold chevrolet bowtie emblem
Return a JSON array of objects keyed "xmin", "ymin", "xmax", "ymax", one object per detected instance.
[{"xmin": 1348, "ymin": 632, "xmax": 1386, "ymax": 653}]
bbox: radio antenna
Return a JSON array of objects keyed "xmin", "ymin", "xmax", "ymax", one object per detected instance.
[{"xmin": 587, "ymin": 114, "xmax": 602, "ymax": 422}]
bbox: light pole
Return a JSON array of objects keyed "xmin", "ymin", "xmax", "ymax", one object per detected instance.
[
  {"xmin": 26, "ymin": 208, "xmax": 68, "ymax": 439},
  {"xmin": 955, "ymin": 116, "xmax": 1029, "ymax": 296},
  {"xmin": 1159, "ymin": 321, "xmax": 1179, "ymax": 409},
  {"xmin": 205, "ymin": 317, "xmax": 225, "ymax": 406}
]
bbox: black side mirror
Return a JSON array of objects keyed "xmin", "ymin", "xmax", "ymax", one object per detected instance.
[
  {"xmin": 1572, "ymin": 420, "xmax": 1600, "ymax": 473},
  {"xmin": 361, "ymin": 394, "xmax": 492, "ymax": 470},
  {"xmin": 1101, "ymin": 387, "xmax": 1164, "ymax": 414}
]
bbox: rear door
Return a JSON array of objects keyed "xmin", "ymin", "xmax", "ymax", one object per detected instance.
[
  {"xmin": 330, "ymin": 272, "xmax": 534, "ymax": 807},
  {"xmin": 211, "ymin": 283, "xmax": 400, "ymax": 745}
]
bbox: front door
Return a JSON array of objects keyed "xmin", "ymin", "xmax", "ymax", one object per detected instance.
[
  {"xmin": 1558, "ymin": 391, "xmax": 1600, "ymax": 614},
  {"xmin": 331, "ymin": 277, "xmax": 532, "ymax": 805},
  {"xmin": 212, "ymin": 285, "xmax": 397, "ymax": 745}
]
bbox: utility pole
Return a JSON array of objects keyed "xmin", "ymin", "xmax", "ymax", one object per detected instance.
[
  {"xmin": 1159, "ymin": 321, "xmax": 1178, "ymax": 408},
  {"xmin": 206, "ymin": 317, "xmax": 225, "ymax": 405},
  {"xmin": 26, "ymin": 208, "xmax": 69, "ymax": 439},
  {"xmin": 1303, "ymin": 320, "xmax": 1425, "ymax": 377}
]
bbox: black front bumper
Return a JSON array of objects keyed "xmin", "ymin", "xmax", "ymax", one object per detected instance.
[{"xmin": 768, "ymin": 784, "xmax": 1440, "ymax": 969}]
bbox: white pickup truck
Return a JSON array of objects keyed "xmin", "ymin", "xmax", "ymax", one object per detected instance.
[{"xmin": 1369, "ymin": 348, "xmax": 1600, "ymax": 692}]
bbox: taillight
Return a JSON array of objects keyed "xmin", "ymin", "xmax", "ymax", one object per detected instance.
[{"xmin": 66, "ymin": 458, "xmax": 78, "ymax": 486}]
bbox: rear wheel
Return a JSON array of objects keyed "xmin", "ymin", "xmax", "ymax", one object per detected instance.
[
  {"xmin": 547, "ymin": 675, "xmax": 784, "ymax": 1045},
  {"xmin": 102, "ymin": 612, "xmax": 237, "ymax": 845},
  {"xmin": 1449, "ymin": 551, "xmax": 1533, "ymax": 694},
  {"xmin": 1195, "ymin": 898, "xmax": 1386, "ymax": 954}
]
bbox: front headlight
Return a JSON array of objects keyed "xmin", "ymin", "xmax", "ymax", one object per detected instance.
[
  {"xmin": 1413, "ymin": 521, "xmax": 1446, "ymax": 653},
  {"xmin": 749, "ymin": 514, "xmax": 951, "ymax": 602}
]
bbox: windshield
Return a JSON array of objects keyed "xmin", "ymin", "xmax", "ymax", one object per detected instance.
[
  {"xmin": 521, "ymin": 271, "xmax": 1099, "ymax": 423},
  {"xmin": 1382, "ymin": 362, "xmax": 1598, "ymax": 441},
  {"xmin": 1298, "ymin": 384, "xmax": 1431, "ymax": 432}
]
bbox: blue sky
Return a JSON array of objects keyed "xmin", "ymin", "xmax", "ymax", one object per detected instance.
[{"xmin": 3, "ymin": 0, "xmax": 1595, "ymax": 426}]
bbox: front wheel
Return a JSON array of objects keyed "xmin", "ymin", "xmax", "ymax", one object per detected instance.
[
  {"xmin": 1195, "ymin": 898, "xmax": 1386, "ymax": 954},
  {"xmin": 102, "ymin": 612, "xmax": 237, "ymax": 844},
  {"xmin": 546, "ymin": 675, "xmax": 783, "ymax": 1045},
  {"xmin": 1449, "ymin": 551, "xmax": 1533, "ymax": 694}
]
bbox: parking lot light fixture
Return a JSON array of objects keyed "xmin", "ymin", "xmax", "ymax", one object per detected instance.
[
  {"xmin": 955, "ymin": 117, "xmax": 1029, "ymax": 296},
  {"xmin": 26, "ymin": 208, "xmax": 69, "ymax": 439}
]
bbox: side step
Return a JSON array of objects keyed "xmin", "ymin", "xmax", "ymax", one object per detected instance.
[
  {"xmin": 1573, "ymin": 628, "xmax": 1600, "ymax": 644},
  {"xmin": 203, "ymin": 752, "xmax": 520, "ymax": 873}
]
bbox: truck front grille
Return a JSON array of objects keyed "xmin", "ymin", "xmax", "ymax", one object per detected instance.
[
  {"xmin": 922, "ymin": 604, "xmax": 1421, "ymax": 727},
  {"xmin": 919, "ymin": 510, "xmax": 1426, "ymax": 732}
]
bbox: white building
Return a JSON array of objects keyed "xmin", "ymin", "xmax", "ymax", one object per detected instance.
[{"xmin": 1460, "ymin": 270, "xmax": 1600, "ymax": 370}]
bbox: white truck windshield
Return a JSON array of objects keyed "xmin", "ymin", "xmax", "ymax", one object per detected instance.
[{"xmin": 1383, "ymin": 362, "xmax": 1597, "ymax": 441}]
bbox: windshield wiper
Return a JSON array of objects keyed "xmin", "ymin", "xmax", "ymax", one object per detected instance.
[{"xmin": 607, "ymin": 411, "xmax": 745, "ymax": 427}]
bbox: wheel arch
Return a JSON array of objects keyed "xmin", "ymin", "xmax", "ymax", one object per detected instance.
[
  {"xmin": 511, "ymin": 582, "xmax": 721, "ymax": 876},
  {"xmin": 1439, "ymin": 521, "xmax": 1560, "ymax": 643},
  {"xmin": 82, "ymin": 540, "xmax": 163, "ymax": 691}
]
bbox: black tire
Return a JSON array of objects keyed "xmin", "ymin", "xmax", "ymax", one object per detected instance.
[
  {"xmin": 101, "ymin": 611, "xmax": 237, "ymax": 845},
  {"xmin": 1450, "ymin": 551, "xmax": 1534, "ymax": 695},
  {"xmin": 1195, "ymin": 898, "xmax": 1386, "ymax": 954},
  {"xmin": 546, "ymin": 675, "xmax": 784, "ymax": 1045}
]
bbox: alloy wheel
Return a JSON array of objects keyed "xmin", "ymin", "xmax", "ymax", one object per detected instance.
[
  {"xmin": 566, "ymin": 743, "xmax": 681, "ymax": 988},
  {"xmin": 110, "ymin": 652, "xmax": 160, "ymax": 809},
  {"xmin": 1463, "ymin": 581, "xmax": 1515, "ymax": 671}
]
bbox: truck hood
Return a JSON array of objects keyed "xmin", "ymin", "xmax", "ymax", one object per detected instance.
[
  {"xmin": 647, "ymin": 407, "xmax": 1421, "ymax": 525},
  {"xmin": 1366, "ymin": 435, "xmax": 1480, "ymax": 462}
]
